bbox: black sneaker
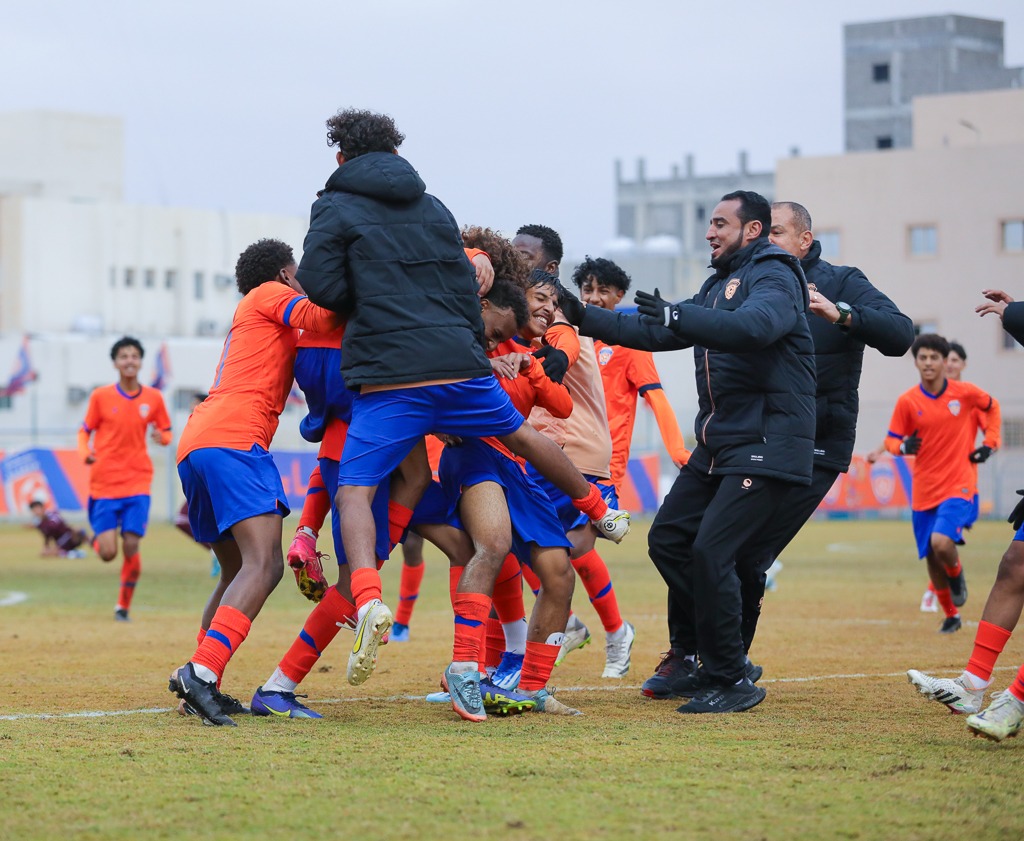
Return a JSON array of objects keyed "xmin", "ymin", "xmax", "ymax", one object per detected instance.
[
  {"xmin": 641, "ymin": 650, "xmax": 697, "ymax": 699},
  {"xmin": 114, "ymin": 608, "xmax": 130, "ymax": 622},
  {"xmin": 947, "ymin": 571, "xmax": 968, "ymax": 607},
  {"xmin": 745, "ymin": 658, "xmax": 763, "ymax": 683},
  {"xmin": 939, "ymin": 615, "xmax": 962, "ymax": 634},
  {"xmin": 177, "ymin": 689, "xmax": 249, "ymax": 717},
  {"xmin": 168, "ymin": 663, "xmax": 237, "ymax": 726},
  {"xmin": 676, "ymin": 678, "xmax": 766, "ymax": 714}
]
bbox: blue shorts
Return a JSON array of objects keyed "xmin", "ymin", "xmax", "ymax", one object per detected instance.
[
  {"xmin": 1016, "ymin": 525, "xmax": 1024, "ymax": 543},
  {"xmin": 178, "ymin": 445, "xmax": 289, "ymax": 544},
  {"xmin": 525, "ymin": 463, "xmax": 618, "ymax": 536},
  {"xmin": 294, "ymin": 346, "xmax": 355, "ymax": 443},
  {"xmin": 440, "ymin": 439, "xmax": 570, "ymax": 564},
  {"xmin": 317, "ymin": 457, "xmax": 391, "ymax": 565},
  {"xmin": 911, "ymin": 497, "xmax": 974, "ymax": 559},
  {"xmin": 966, "ymin": 493, "xmax": 980, "ymax": 529},
  {"xmin": 409, "ymin": 480, "xmax": 462, "ymax": 531},
  {"xmin": 340, "ymin": 378, "xmax": 524, "ymax": 486},
  {"xmin": 88, "ymin": 495, "xmax": 150, "ymax": 537}
]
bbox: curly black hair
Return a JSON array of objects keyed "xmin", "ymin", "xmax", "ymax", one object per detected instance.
[
  {"xmin": 326, "ymin": 109, "xmax": 405, "ymax": 160},
  {"xmin": 911, "ymin": 333, "xmax": 950, "ymax": 358},
  {"xmin": 572, "ymin": 256, "xmax": 632, "ymax": 293},
  {"xmin": 484, "ymin": 277, "xmax": 530, "ymax": 330},
  {"xmin": 234, "ymin": 238, "xmax": 295, "ymax": 295},
  {"xmin": 110, "ymin": 336, "xmax": 144, "ymax": 360},
  {"xmin": 461, "ymin": 226, "xmax": 530, "ymax": 290},
  {"xmin": 515, "ymin": 224, "xmax": 563, "ymax": 264}
]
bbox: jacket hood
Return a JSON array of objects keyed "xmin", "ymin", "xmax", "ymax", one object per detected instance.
[{"xmin": 324, "ymin": 152, "xmax": 426, "ymax": 203}]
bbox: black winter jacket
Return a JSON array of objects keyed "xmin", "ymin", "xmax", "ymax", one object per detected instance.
[
  {"xmin": 296, "ymin": 153, "xmax": 491, "ymax": 389},
  {"xmin": 580, "ymin": 238, "xmax": 816, "ymax": 485},
  {"xmin": 1003, "ymin": 301, "xmax": 1024, "ymax": 346},
  {"xmin": 802, "ymin": 241, "xmax": 914, "ymax": 472}
]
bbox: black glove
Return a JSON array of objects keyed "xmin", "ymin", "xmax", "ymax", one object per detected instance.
[
  {"xmin": 969, "ymin": 445, "xmax": 993, "ymax": 464},
  {"xmin": 1009, "ymin": 490, "xmax": 1024, "ymax": 532},
  {"xmin": 555, "ymin": 281, "xmax": 586, "ymax": 326},
  {"xmin": 635, "ymin": 288, "xmax": 678, "ymax": 328},
  {"xmin": 532, "ymin": 345, "xmax": 570, "ymax": 384},
  {"xmin": 899, "ymin": 431, "xmax": 921, "ymax": 455}
]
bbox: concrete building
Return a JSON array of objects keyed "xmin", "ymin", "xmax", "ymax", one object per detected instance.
[{"xmin": 845, "ymin": 14, "xmax": 1024, "ymax": 152}]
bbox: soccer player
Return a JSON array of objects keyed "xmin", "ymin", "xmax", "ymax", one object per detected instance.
[
  {"xmin": 79, "ymin": 336, "xmax": 172, "ymax": 621},
  {"xmin": 168, "ymin": 238, "xmax": 341, "ymax": 726},
  {"xmin": 884, "ymin": 334, "xmax": 1000, "ymax": 634},
  {"xmin": 295, "ymin": 109, "xmax": 630, "ymax": 688},
  {"xmin": 907, "ymin": 289, "xmax": 1024, "ymax": 741},
  {"xmin": 28, "ymin": 498, "xmax": 88, "ymax": 558}
]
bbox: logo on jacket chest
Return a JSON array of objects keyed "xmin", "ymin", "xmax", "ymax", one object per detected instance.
[
  {"xmin": 724, "ymin": 279, "xmax": 741, "ymax": 300},
  {"xmin": 947, "ymin": 400, "xmax": 961, "ymax": 417},
  {"xmin": 598, "ymin": 346, "xmax": 614, "ymax": 366}
]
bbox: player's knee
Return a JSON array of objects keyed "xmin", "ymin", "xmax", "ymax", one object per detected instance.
[
  {"xmin": 929, "ymin": 533, "xmax": 954, "ymax": 554},
  {"xmin": 996, "ymin": 543, "xmax": 1024, "ymax": 585}
]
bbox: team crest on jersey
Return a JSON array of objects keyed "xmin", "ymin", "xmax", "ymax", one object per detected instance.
[
  {"xmin": 724, "ymin": 279, "xmax": 741, "ymax": 300},
  {"xmin": 139, "ymin": 403, "xmax": 151, "ymax": 418},
  {"xmin": 948, "ymin": 400, "xmax": 961, "ymax": 417},
  {"xmin": 598, "ymin": 346, "xmax": 614, "ymax": 366}
]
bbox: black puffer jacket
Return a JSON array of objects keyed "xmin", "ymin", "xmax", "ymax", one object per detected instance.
[
  {"xmin": 296, "ymin": 152, "xmax": 491, "ymax": 388},
  {"xmin": 1003, "ymin": 301, "xmax": 1024, "ymax": 346},
  {"xmin": 580, "ymin": 238, "xmax": 816, "ymax": 485},
  {"xmin": 802, "ymin": 241, "xmax": 914, "ymax": 471}
]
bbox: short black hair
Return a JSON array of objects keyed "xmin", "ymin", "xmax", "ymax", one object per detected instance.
[
  {"xmin": 28, "ymin": 500, "xmax": 44, "ymax": 509},
  {"xmin": 110, "ymin": 336, "xmax": 144, "ymax": 360},
  {"xmin": 516, "ymin": 224, "xmax": 563, "ymax": 264},
  {"xmin": 912, "ymin": 333, "xmax": 950, "ymax": 358},
  {"xmin": 326, "ymin": 109, "xmax": 405, "ymax": 160},
  {"xmin": 948, "ymin": 341, "xmax": 967, "ymax": 361},
  {"xmin": 572, "ymin": 256, "xmax": 631, "ymax": 292},
  {"xmin": 484, "ymin": 277, "xmax": 530, "ymax": 330},
  {"xmin": 528, "ymin": 268, "xmax": 558, "ymax": 289},
  {"xmin": 721, "ymin": 190, "xmax": 771, "ymax": 238},
  {"xmin": 234, "ymin": 239, "xmax": 295, "ymax": 295}
]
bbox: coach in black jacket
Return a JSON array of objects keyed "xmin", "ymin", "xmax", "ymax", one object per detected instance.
[{"xmin": 560, "ymin": 191, "xmax": 815, "ymax": 713}]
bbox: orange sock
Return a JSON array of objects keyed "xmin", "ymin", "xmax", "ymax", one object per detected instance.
[
  {"xmin": 944, "ymin": 558, "xmax": 963, "ymax": 578},
  {"xmin": 934, "ymin": 586, "xmax": 958, "ymax": 618},
  {"xmin": 491, "ymin": 554, "xmax": 525, "ymax": 622},
  {"xmin": 518, "ymin": 640, "xmax": 560, "ymax": 692},
  {"xmin": 966, "ymin": 621, "xmax": 1012, "ymax": 682},
  {"xmin": 279, "ymin": 586, "xmax": 356, "ymax": 684},
  {"xmin": 572, "ymin": 549, "xmax": 622, "ymax": 633},
  {"xmin": 299, "ymin": 465, "xmax": 330, "ymax": 534},
  {"xmin": 388, "ymin": 502, "xmax": 414, "ymax": 551},
  {"xmin": 452, "ymin": 593, "xmax": 490, "ymax": 663},
  {"xmin": 349, "ymin": 567, "xmax": 382, "ymax": 612},
  {"xmin": 117, "ymin": 553, "xmax": 141, "ymax": 611},
  {"xmin": 572, "ymin": 483, "xmax": 608, "ymax": 520},
  {"xmin": 449, "ymin": 566, "xmax": 463, "ymax": 609},
  {"xmin": 196, "ymin": 628, "xmax": 207, "ymax": 645},
  {"xmin": 521, "ymin": 563, "xmax": 541, "ymax": 596},
  {"xmin": 395, "ymin": 563, "xmax": 425, "ymax": 625},
  {"xmin": 485, "ymin": 616, "xmax": 505, "ymax": 670},
  {"xmin": 1010, "ymin": 664, "xmax": 1024, "ymax": 704},
  {"xmin": 191, "ymin": 605, "xmax": 251, "ymax": 682}
]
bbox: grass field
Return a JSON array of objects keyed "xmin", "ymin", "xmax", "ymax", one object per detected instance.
[{"xmin": 2, "ymin": 517, "xmax": 1023, "ymax": 840}]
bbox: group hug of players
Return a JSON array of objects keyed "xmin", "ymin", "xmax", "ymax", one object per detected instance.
[{"xmin": 74, "ymin": 109, "xmax": 1024, "ymax": 739}]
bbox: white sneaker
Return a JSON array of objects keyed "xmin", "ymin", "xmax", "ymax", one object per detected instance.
[
  {"xmin": 602, "ymin": 621, "xmax": 636, "ymax": 678},
  {"xmin": 593, "ymin": 507, "xmax": 630, "ymax": 543},
  {"xmin": 555, "ymin": 615, "xmax": 591, "ymax": 666},
  {"xmin": 347, "ymin": 599, "xmax": 393, "ymax": 686},
  {"xmin": 907, "ymin": 669, "xmax": 985, "ymax": 714},
  {"xmin": 764, "ymin": 559, "xmax": 783, "ymax": 592},
  {"xmin": 966, "ymin": 690, "xmax": 1024, "ymax": 741},
  {"xmin": 524, "ymin": 687, "xmax": 582, "ymax": 716},
  {"xmin": 919, "ymin": 589, "xmax": 938, "ymax": 613}
]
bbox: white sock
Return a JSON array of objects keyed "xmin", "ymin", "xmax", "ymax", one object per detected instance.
[
  {"xmin": 961, "ymin": 670, "xmax": 991, "ymax": 691},
  {"xmin": 449, "ymin": 660, "xmax": 477, "ymax": 675},
  {"xmin": 298, "ymin": 526, "xmax": 316, "ymax": 539},
  {"xmin": 607, "ymin": 623, "xmax": 626, "ymax": 641},
  {"xmin": 546, "ymin": 632, "xmax": 565, "ymax": 647},
  {"xmin": 502, "ymin": 618, "xmax": 528, "ymax": 655},
  {"xmin": 191, "ymin": 662, "xmax": 218, "ymax": 684},
  {"xmin": 684, "ymin": 654, "xmax": 697, "ymax": 664},
  {"xmin": 263, "ymin": 667, "xmax": 299, "ymax": 694}
]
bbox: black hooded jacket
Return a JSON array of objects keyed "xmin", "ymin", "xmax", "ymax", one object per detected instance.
[
  {"xmin": 296, "ymin": 152, "xmax": 491, "ymax": 388},
  {"xmin": 1003, "ymin": 301, "xmax": 1024, "ymax": 346},
  {"xmin": 801, "ymin": 240, "xmax": 914, "ymax": 472},
  {"xmin": 579, "ymin": 238, "xmax": 816, "ymax": 485}
]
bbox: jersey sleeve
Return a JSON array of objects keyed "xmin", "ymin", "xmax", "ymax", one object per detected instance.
[
  {"xmin": 525, "ymin": 357, "xmax": 573, "ymax": 419},
  {"xmin": 970, "ymin": 388, "xmax": 1002, "ymax": 449},
  {"xmin": 149, "ymin": 391, "xmax": 173, "ymax": 444},
  {"xmin": 884, "ymin": 394, "xmax": 913, "ymax": 454},
  {"xmin": 260, "ymin": 283, "xmax": 342, "ymax": 334},
  {"xmin": 542, "ymin": 323, "xmax": 581, "ymax": 367},
  {"xmin": 643, "ymin": 387, "xmax": 690, "ymax": 466}
]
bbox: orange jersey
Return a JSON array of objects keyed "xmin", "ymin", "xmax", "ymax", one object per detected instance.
[
  {"xmin": 297, "ymin": 323, "xmax": 345, "ymax": 350},
  {"xmin": 885, "ymin": 380, "xmax": 1000, "ymax": 511},
  {"xmin": 594, "ymin": 340, "xmax": 689, "ymax": 487},
  {"xmin": 177, "ymin": 282, "xmax": 341, "ymax": 462},
  {"xmin": 81, "ymin": 384, "xmax": 171, "ymax": 499},
  {"xmin": 485, "ymin": 338, "xmax": 572, "ymax": 465}
]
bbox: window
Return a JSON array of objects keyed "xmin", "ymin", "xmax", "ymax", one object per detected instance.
[
  {"xmin": 1004, "ymin": 418, "xmax": 1024, "ymax": 448},
  {"xmin": 876, "ymin": 136, "xmax": 893, "ymax": 150},
  {"xmin": 213, "ymin": 273, "xmax": 235, "ymax": 291},
  {"xmin": 1002, "ymin": 220, "xmax": 1024, "ymax": 252},
  {"xmin": 817, "ymin": 230, "xmax": 841, "ymax": 260},
  {"xmin": 695, "ymin": 204, "xmax": 705, "ymax": 222},
  {"xmin": 0, "ymin": 394, "xmax": 11, "ymax": 410},
  {"xmin": 913, "ymin": 320, "xmax": 938, "ymax": 336},
  {"xmin": 648, "ymin": 204, "xmax": 682, "ymax": 237},
  {"xmin": 109, "ymin": 267, "xmax": 116, "ymax": 288},
  {"xmin": 194, "ymin": 272, "xmax": 204, "ymax": 300},
  {"xmin": 165, "ymin": 269, "xmax": 177, "ymax": 290},
  {"xmin": 872, "ymin": 63, "xmax": 890, "ymax": 83},
  {"xmin": 909, "ymin": 225, "xmax": 937, "ymax": 256},
  {"xmin": 617, "ymin": 205, "xmax": 636, "ymax": 239},
  {"xmin": 124, "ymin": 268, "xmax": 135, "ymax": 287},
  {"xmin": 144, "ymin": 269, "xmax": 156, "ymax": 288}
]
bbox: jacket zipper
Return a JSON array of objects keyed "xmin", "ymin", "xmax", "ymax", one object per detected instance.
[{"xmin": 700, "ymin": 287, "xmax": 722, "ymax": 472}]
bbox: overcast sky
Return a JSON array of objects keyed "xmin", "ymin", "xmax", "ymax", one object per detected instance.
[{"xmin": 2, "ymin": 0, "xmax": 1022, "ymax": 256}]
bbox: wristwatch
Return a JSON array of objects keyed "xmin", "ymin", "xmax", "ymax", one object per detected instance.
[{"xmin": 835, "ymin": 301, "xmax": 852, "ymax": 327}]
